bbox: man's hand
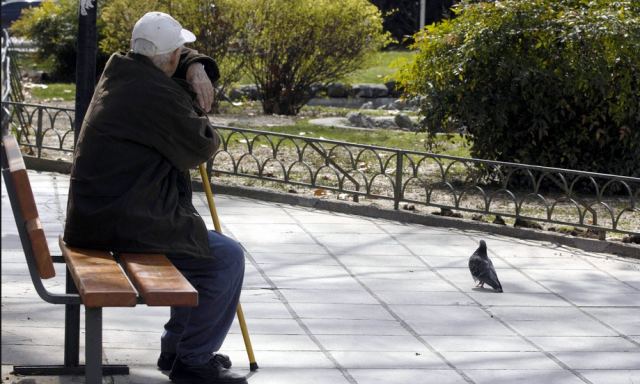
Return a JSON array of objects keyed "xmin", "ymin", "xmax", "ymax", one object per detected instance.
[{"xmin": 186, "ymin": 63, "xmax": 214, "ymax": 113}]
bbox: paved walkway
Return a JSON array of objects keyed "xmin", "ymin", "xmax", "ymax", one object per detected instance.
[{"xmin": 2, "ymin": 171, "xmax": 639, "ymax": 384}]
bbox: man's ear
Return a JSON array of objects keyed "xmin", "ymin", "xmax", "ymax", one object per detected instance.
[{"xmin": 172, "ymin": 48, "xmax": 182, "ymax": 64}]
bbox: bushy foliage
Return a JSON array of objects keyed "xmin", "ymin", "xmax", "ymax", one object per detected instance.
[
  {"xmin": 237, "ymin": 0, "xmax": 391, "ymax": 115},
  {"xmin": 398, "ymin": 0, "xmax": 640, "ymax": 176},
  {"xmin": 99, "ymin": 0, "xmax": 247, "ymax": 110},
  {"xmin": 10, "ymin": 0, "xmax": 109, "ymax": 81},
  {"xmin": 14, "ymin": 0, "xmax": 387, "ymax": 116}
]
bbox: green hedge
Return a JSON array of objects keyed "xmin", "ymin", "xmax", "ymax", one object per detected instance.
[{"xmin": 398, "ymin": 0, "xmax": 640, "ymax": 177}]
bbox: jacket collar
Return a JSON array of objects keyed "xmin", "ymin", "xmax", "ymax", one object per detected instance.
[{"xmin": 126, "ymin": 51, "xmax": 169, "ymax": 77}]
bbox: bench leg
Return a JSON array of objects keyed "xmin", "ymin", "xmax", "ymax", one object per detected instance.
[
  {"xmin": 13, "ymin": 303, "xmax": 127, "ymax": 377},
  {"xmin": 85, "ymin": 307, "xmax": 102, "ymax": 384},
  {"xmin": 64, "ymin": 270, "xmax": 80, "ymax": 367},
  {"xmin": 12, "ymin": 276, "xmax": 128, "ymax": 378}
]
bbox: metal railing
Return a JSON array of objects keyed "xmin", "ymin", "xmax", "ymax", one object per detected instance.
[
  {"xmin": 1, "ymin": 29, "xmax": 10, "ymax": 103},
  {"xmin": 1, "ymin": 29, "xmax": 12, "ymax": 132},
  {"xmin": 2, "ymin": 29, "xmax": 28, "ymax": 135},
  {"xmin": 3, "ymin": 101, "xmax": 75, "ymax": 158},
  {"xmin": 3, "ymin": 101, "xmax": 639, "ymax": 236}
]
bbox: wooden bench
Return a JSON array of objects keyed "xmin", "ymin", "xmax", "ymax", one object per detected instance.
[{"xmin": 1, "ymin": 132, "xmax": 198, "ymax": 384}]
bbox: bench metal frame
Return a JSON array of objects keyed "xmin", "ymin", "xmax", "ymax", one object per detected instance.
[{"xmin": 1, "ymin": 161, "xmax": 128, "ymax": 382}]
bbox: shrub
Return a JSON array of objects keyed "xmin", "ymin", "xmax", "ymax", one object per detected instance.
[
  {"xmin": 10, "ymin": 0, "xmax": 109, "ymax": 81},
  {"xmin": 13, "ymin": 0, "xmax": 245, "ymax": 99},
  {"xmin": 235, "ymin": 0, "xmax": 391, "ymax": 115},
  {"xmin": 398, "ymin": 0, "xmax": 640, "ymax": 177}
]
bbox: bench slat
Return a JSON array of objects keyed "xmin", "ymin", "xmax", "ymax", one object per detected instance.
[
  {"xmin": 60, "ymin": 239, "xmax": 137, "ymax": 308},
  {"xmin": 26, "ymin": 218, "xmax": 56, "ymax": 279},
  {"xmin": 12, "ymin": 169, "xmax": 39, "ymax": 221},
  {"xmin": 3, "ymin": 134, "xmax": 55, "ymax": 279},
  {"xmin": 2, "ymin": 133, "xmax": 26, "ymax": 172},
  {"xmin": 120, "ymin": 254, "xmax": 198, "ymax": 307}
]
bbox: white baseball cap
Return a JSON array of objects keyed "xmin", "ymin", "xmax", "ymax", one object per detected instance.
[{"xmin": 131, "ymin": 11, "xmax": 196, "ymax": 55}]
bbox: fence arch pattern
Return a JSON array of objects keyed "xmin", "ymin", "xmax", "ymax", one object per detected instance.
[{"xmin": 4, "ymin": 102, "xmax": 639, "ymax": 236}]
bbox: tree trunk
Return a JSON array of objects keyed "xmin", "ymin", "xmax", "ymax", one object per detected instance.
[{"xmin": 261, "ymin": 85, "xmax": 307, "ymax": 116}]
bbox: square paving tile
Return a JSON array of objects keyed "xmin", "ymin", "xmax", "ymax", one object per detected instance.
[
  {"xmin": 467, "ymin": 292, "xmax": 570, "ymax": 307},
  {"xmin": 279, "ymin": 288, "xmax": 378, "ymax": 304},
  {"xmin": 331, "ymin": 351, "xmax": 448, "ymax": 369},
  {"xmin": 528, "ymin": 336, "xmax": 639, "ymax": 352},
  {"xmin": 436, "ymin": 268, "xmax": 549, "ymax": 293},
  {"xmin": 249, "ymin": 252, "xmax": 338, "ymax": 265},
  {"xmin": 464, "ymin": 369, "xmax": 586, "ymax": 384},
  {"xmin": 424, "ymin": 335, "xmax": 536, "ymax": 352},
  {"xmin": 300, "ymin": 223, "xmax": 386, "ymax": 234},
  {"xmin": 302, "ymin": 319, "xmax": 409, "ymax": 336},
  {"xmin": 222, "ymin": 333, "xmax": 319, "ymax": 352},
  {"xmin": 226, "ymin": 350, "xmax": 335, "ymax": 369},
  {"xmin": 347, "ymin": 368, "xmax": 468, "ymax": 384},
  {"xmin": 552, "ymin": 351, "xmax": 640, "ymax": 370},
  {"xmin": 268, "ymin": 276, "xmax": 363, "ymax": 291},
  {"xmin": 358, "ymin": 277, "xmax": 455, "ymax": 292},
  {"xmin": 583, "ymin": 307, "xmax": 640, "ymax": 335},
  {"xmin": 325, "ymin": 244, "xmax": 414, "ymax": 257},
  {"xmin": 374, "ymin": 290, "xmax": 476, "ymax": 306},
  {"xmin": 289, "ymin": 303, "xmax": 395, "ymax": 321},
  {"xmin": 259, "ymin": 264, "xmax": 349, "ymax": 278},
  {"xmin": 507, "ymin": 319, "xmax": 618, "ymax": 337},
  {"xmin": 243, "ymin": 368, "xmax": 352, "ymax": 384},
  {"xmin": 577, "ymin": 370, "xmax": 640, "ymax": 384},
  {"xmin": 314, "ymin": 334, "xmax": 428, "ymax": 352},
  {"xmin": 336, "ymin": 254, "xmax": 426, "ymax": 267},
  {"xmin": 439, "ymin": 351, "xmax": 559, "ymax": 370}
]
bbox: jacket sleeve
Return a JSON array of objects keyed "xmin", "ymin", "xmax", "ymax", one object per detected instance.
[
  {"xmin": 145, "ymin": 85, "xmax": 220, "ymax": 171},
  {"xmin": 174, "ymin": 47, "xmax": 220, "ymax": 83}
]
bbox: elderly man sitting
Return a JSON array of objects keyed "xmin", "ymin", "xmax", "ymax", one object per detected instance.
[{"xmin": 63, "ymin": 11, "xmax": 247, "ymax": 384}]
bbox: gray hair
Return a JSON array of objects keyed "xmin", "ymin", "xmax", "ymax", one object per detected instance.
[{"xmin": 131, "ymin": 38, "xmax": 174, "ymax": 68}]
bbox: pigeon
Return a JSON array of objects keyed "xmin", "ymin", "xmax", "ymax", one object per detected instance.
[{"xmin": 468, "ymin": 240, "xmax": 503, "ymax": 292}]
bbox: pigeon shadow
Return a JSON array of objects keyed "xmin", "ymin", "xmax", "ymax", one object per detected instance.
[{"xmin": 471, "ymin": 286, "xmax": 502, "ymax": 293}]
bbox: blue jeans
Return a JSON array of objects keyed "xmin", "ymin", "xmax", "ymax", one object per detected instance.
[{"xmin": 162, "ymin": 230, "xmax": 245, "ymax": 366}]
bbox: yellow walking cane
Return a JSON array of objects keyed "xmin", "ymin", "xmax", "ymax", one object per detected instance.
[{"xmin": 198, "ymin": 164, "xmax": 259, "ymax": 371}]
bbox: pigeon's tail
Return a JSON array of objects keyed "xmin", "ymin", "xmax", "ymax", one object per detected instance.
[
  {"xmin": 484, "ymin": 273, "xmax": 503, "ymax": 293},
  {"xmin": 492, "ymin": 279, "xmax": 503, "ymax": 293}
]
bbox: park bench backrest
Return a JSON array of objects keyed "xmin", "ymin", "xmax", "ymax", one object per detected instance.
[{"xmin": 2, "ymin": 133, "xmax": 56, "ymax": 279}]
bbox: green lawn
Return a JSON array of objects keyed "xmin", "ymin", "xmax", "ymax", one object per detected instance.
[
  {"xmin": 342, "ymin": 50, "xmax": 415, "ymax": 84},
  {"xmin": 28, "ymin": 83, "xmax": 76, "ymax": 101},
  {"xmin": 237, "ymin": 49, "xmax": 415, "ymax": 85}
]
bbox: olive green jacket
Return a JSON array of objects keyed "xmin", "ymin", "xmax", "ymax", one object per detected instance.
[{"xmin": 64, "ymin": 49, "xmax": 220, "ymax": 258}]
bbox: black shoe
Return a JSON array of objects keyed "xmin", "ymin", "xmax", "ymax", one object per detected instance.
[
  {"xmin": 169, "ymin": 356, "xmax": 247, "ymax": 384},
  {"xmin": 158, "ymin": 352, "xmax": 232, "ymax": 371}
]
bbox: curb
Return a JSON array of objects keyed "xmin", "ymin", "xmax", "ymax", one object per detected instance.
[
  {"xmin": 193, "ymin": 181, "xmax": 640, "ymax": 260},
  {"xmin": 24, "ymin": 156, "xmax": 72, "ymax": 174},
  {"xmin": 23, "ymin": 155, "xmax": 640, "ymax": 259}
]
